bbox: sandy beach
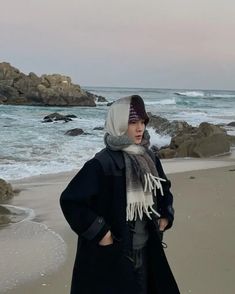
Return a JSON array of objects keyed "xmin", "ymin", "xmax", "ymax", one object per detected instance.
[{"xmin": 1, "ymin": 152, "xmax": 235, "ymax": 294}]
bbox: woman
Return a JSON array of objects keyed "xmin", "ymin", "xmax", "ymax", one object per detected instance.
[{"xmin": 60, "ymin": 95, "xmax": 180, "ymax": 294}]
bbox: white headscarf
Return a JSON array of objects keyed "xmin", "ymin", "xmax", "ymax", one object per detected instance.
[{"xmin": 105, "ymin": 96, "xmax": 132, "ymax": 136}]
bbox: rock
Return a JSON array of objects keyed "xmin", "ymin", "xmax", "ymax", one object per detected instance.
[
  {"xmin": 0, "ymin": 84, "xmax": 22, "ymax": 101},
  {"xmin": 0, "ymin": 179, "xmax": 14, "ymax": 203},
  {"xmin": 227, "ymin": 121, "xmax": 235, "ymax": 127},
  {"xmin": 107, "ymin": 102, "xmax": 114, "ymax": 106},
  {"xmin": 148, "ymin": 113, "xmax": 194, "ymax": 136},
  {"xmin": 150, "ymin": 145, "xmax": 159, "ymax": 154},
  {"xmin": 0, "ymin": 205, "xmax": 30, "ymax": 225},
  {"xmin": 170, "ymin": 122, "xmax": 230, "ymax": 157},
  {"xmin": 65, "ymin": 128, "xmax": 84, "ymax": 136},
  {"xmin": 66, "ymin": 114, "xmax": 77, "ymax": 119},
  {"xmin": 43, "ymin": 112, "xmax": 72, "ymax": 123},
  {"xmin": 0, "ymin": 62, "xmax": 21, "ymax": 80},
  {"xmin": 158, "ymin": 148, "xmax": 176, "ymax": 159},
  {"xmin": 0, "ymin": 94, "xmax": 7, "ymax": 103},
  {"xmin": 0, "ymin": 62, "xmax": 101, "ymax": 106},
  {"xmin": 0, "ymin": 214, "xmax": 12, "ymax": 225},
  {"xmin": 97, "ymin": 95, "xmax": 107, "ymax": 102},
  {"xmin": 93, "ymin": 126, "xmax": 104, "ymax": 131},
  {"xmin": 227, "ymin": 135, "xmax": 235, "ymax": 147}
]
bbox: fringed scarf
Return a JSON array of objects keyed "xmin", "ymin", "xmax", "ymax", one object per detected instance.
[{"xmin": 104, "ymin": 131, "xmax": 166, "ymax": 221}]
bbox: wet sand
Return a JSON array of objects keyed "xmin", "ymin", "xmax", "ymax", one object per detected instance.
[{"xmin": 1, "ymin": 154, "xmax": 235, "ymax": 293}]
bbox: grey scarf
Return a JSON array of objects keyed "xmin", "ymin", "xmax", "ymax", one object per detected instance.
[{"xmin": 104, "ymin": 131, "xmax": 166, "ymax": 221}]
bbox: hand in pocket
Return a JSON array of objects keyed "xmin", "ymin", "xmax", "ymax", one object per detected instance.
[{"xmin": 99, "ymin": 230, "xmax": 113, "ymax": 246}]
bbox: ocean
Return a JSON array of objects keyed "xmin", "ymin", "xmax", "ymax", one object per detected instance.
[{"xmin": 1, "ymin": 87, "xmax": 235, "ymax": 180}]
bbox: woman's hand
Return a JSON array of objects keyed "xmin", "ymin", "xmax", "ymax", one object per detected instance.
[
  {"xmin": 99, "ymin": 230, "xmax": 113, "ymax": 246},
  {"xmin": 158, "ymin": 218, "xmax": 169, "ymax": 231}
]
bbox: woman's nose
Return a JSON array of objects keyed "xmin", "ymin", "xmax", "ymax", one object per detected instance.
[{"xmin": 136, "ymin": 123, "xmax": 144, "ymax": 131}]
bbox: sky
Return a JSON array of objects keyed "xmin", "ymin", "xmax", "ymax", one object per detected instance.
[{"xmin": 1, "ymin": 0, "xmax": 235, "ymax": 90}]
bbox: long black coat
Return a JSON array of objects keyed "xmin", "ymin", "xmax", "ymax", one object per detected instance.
[{"xmin": 60, "ymin": 148, "xmax": 180, "ymax": 294}]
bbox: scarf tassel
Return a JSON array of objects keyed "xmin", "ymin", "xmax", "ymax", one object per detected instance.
[
  {"xmin": 126, "ymin": 202, "xmax": 161, "ymax": 221},
  {"xmin": 144, "ymin": 173, "xmax": 166, "ymax": 196}
]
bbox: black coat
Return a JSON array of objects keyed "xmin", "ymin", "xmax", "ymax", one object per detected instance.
[{"xmin": 60, "ymin": 148, "xmax": 180, "ymax": 294}]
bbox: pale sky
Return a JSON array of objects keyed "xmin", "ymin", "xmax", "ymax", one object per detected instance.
[{"xmin": 1, "ymin": 0, "xmax": 235, "ymax": 90}]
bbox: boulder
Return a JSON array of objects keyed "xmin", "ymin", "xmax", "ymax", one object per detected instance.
[
  {"xmin": 0, "ymin": 94, "xmax": 7, "ymax": 103},
  {"xmin": 0, "ymin": 205, "xmax": 29, "ymax": 225},
  {"xmin": 65, "ymin": 128, "xmax": 84, "ymax": 136},
  {"xmin": 148, "ymin": 113, "xmax": 194, "ymax": 136},
  {"xmin": 227, "ymin": 121, "xmax": 235, "ymax": 127},
  {"xmin": 43, "ymin": 112, "xmax": 73, "ymax": 123},
  {"xmin": 170, "ymin": 122, "xmax": 230, "ymax": 157},
  {"xmin": 158, "ymin": 148, "xmax": 176, "ymax": 159},
  {"xmin": 0, "ymin": 206, "xmax": 12, "ymax": 225},
  {"xmin": 0, "ymin": 62, "xmax": 99, "ymax": 106},
  {"xmin": 0, "ymin": 179, "xmax": 14, "ymax": 203},
  {"xmin": 97, "ymin": 95, "xmax": 107, "ymax": 102},
  {"xmin": 227, "ymin": 135, "xmax": 235, "ymax": 147}
]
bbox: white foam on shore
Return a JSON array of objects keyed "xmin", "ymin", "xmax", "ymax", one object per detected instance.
[{"xmin": 0, "ymin": 213, "xmax": 67, "ymax": 293}]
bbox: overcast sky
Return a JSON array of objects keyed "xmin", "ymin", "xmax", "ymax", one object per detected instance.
[{"xmin": 1, "ymin": 0, "xmax": 235, "ymax": 90}]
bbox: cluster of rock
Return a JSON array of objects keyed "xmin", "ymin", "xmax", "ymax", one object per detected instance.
[
  {"xmin": 42, "ymin": 112, "xmax": 90, "ymax": 135},
  {"xmin": 42, "ymin": 112, "xmax": 105, "ymax": 136},
  {"xmin": 0, "ymin": 178, "xmax": 14, "ymax": 225},
  {"xmin": 149, "ymin": 114, "xmax": 234, "ymax": 158},
  {"xmin": 0, "ymin": 62, "xmax": 107, "ymax": 106}
]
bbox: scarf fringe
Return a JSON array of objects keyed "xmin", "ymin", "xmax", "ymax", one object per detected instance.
[
  {"xmin": 144, "ymin": 173, "xmax": 166, "ymax": 196},
  {"xmin": 126, "ymin": 202, "xmax": 161, "ymax": 221}
]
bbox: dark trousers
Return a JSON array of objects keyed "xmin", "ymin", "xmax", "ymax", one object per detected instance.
[{"xmin": 133, "ymin": 247, "xmax": 148, "ymax": 294}]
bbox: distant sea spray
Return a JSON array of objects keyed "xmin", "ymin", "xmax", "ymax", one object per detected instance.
[{"xmin": 0, "ymin": 87, "xmax": 235, "ymax": 180}]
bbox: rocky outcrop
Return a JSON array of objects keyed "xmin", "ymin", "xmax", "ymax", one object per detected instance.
[
  {"xmin": 0, "ymin": 94, "xmax": 7, "ymax": 103},
  {"xmin": 148, "ymin": 113, "xmax": 194, "ymax": 136},
  {"xmin": 149, "ymin": 114, "xmax": 231, "ymax": 158},
  {"xmin": 159, "ymin": 122, "xmax": 230, "ymax": 158},
  {"xmin": 0, "ymin": 179, "xmax": 14, "ymax": 203},
  {"xmin": 0, "ymin": 62, "xmax": 104, "ymax": 106}
]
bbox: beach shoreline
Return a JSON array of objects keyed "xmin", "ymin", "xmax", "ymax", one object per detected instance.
[{"xmin": 1, "ymin": 154, "xmax": 235, "ymax": 293}]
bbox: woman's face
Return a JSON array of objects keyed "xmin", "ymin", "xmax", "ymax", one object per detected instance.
[{"xmin": 127, "ymin": 119, "xmax": 145, "ymax": 144}]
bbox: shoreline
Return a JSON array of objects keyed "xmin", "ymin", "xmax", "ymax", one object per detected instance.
[
  {"xmin": 9, "ymin": 147, "xmax": 235, "ymax": 184},
  {"xmin": 1, "ymin": 156, "xmax": 235, "ymax": 293}
]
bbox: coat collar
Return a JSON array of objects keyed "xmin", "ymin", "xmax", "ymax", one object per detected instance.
[
  {"xmin": 95, "ymin": 148, "xmax": 125, "ymax": 170},
  {"xmin": 106, "ymin": 148, "xmax": 125, "ymax": 170}
]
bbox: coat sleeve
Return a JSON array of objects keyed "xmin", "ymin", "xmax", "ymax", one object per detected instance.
[
  {"xmin": 155, "ymin": 156, "xmax": 175, "ymax": 230},
  {"xmin": 60, "ymin": 158, "xmax": 110, "ymax": 243}
]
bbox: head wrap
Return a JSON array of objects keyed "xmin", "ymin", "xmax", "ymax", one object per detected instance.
[{"xmin": 104, "ymin": 95, "xmax": 165, "ymax": 221}]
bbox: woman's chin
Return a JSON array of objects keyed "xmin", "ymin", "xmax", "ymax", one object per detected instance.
[{"xmin": 134, "ymin": 139, "xmax": 142, "ymax": 144}]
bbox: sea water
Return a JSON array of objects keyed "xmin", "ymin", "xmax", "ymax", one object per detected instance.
[{"xmin": 0, "ymin": 87, "xmax": 235, "ymax": 180}]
